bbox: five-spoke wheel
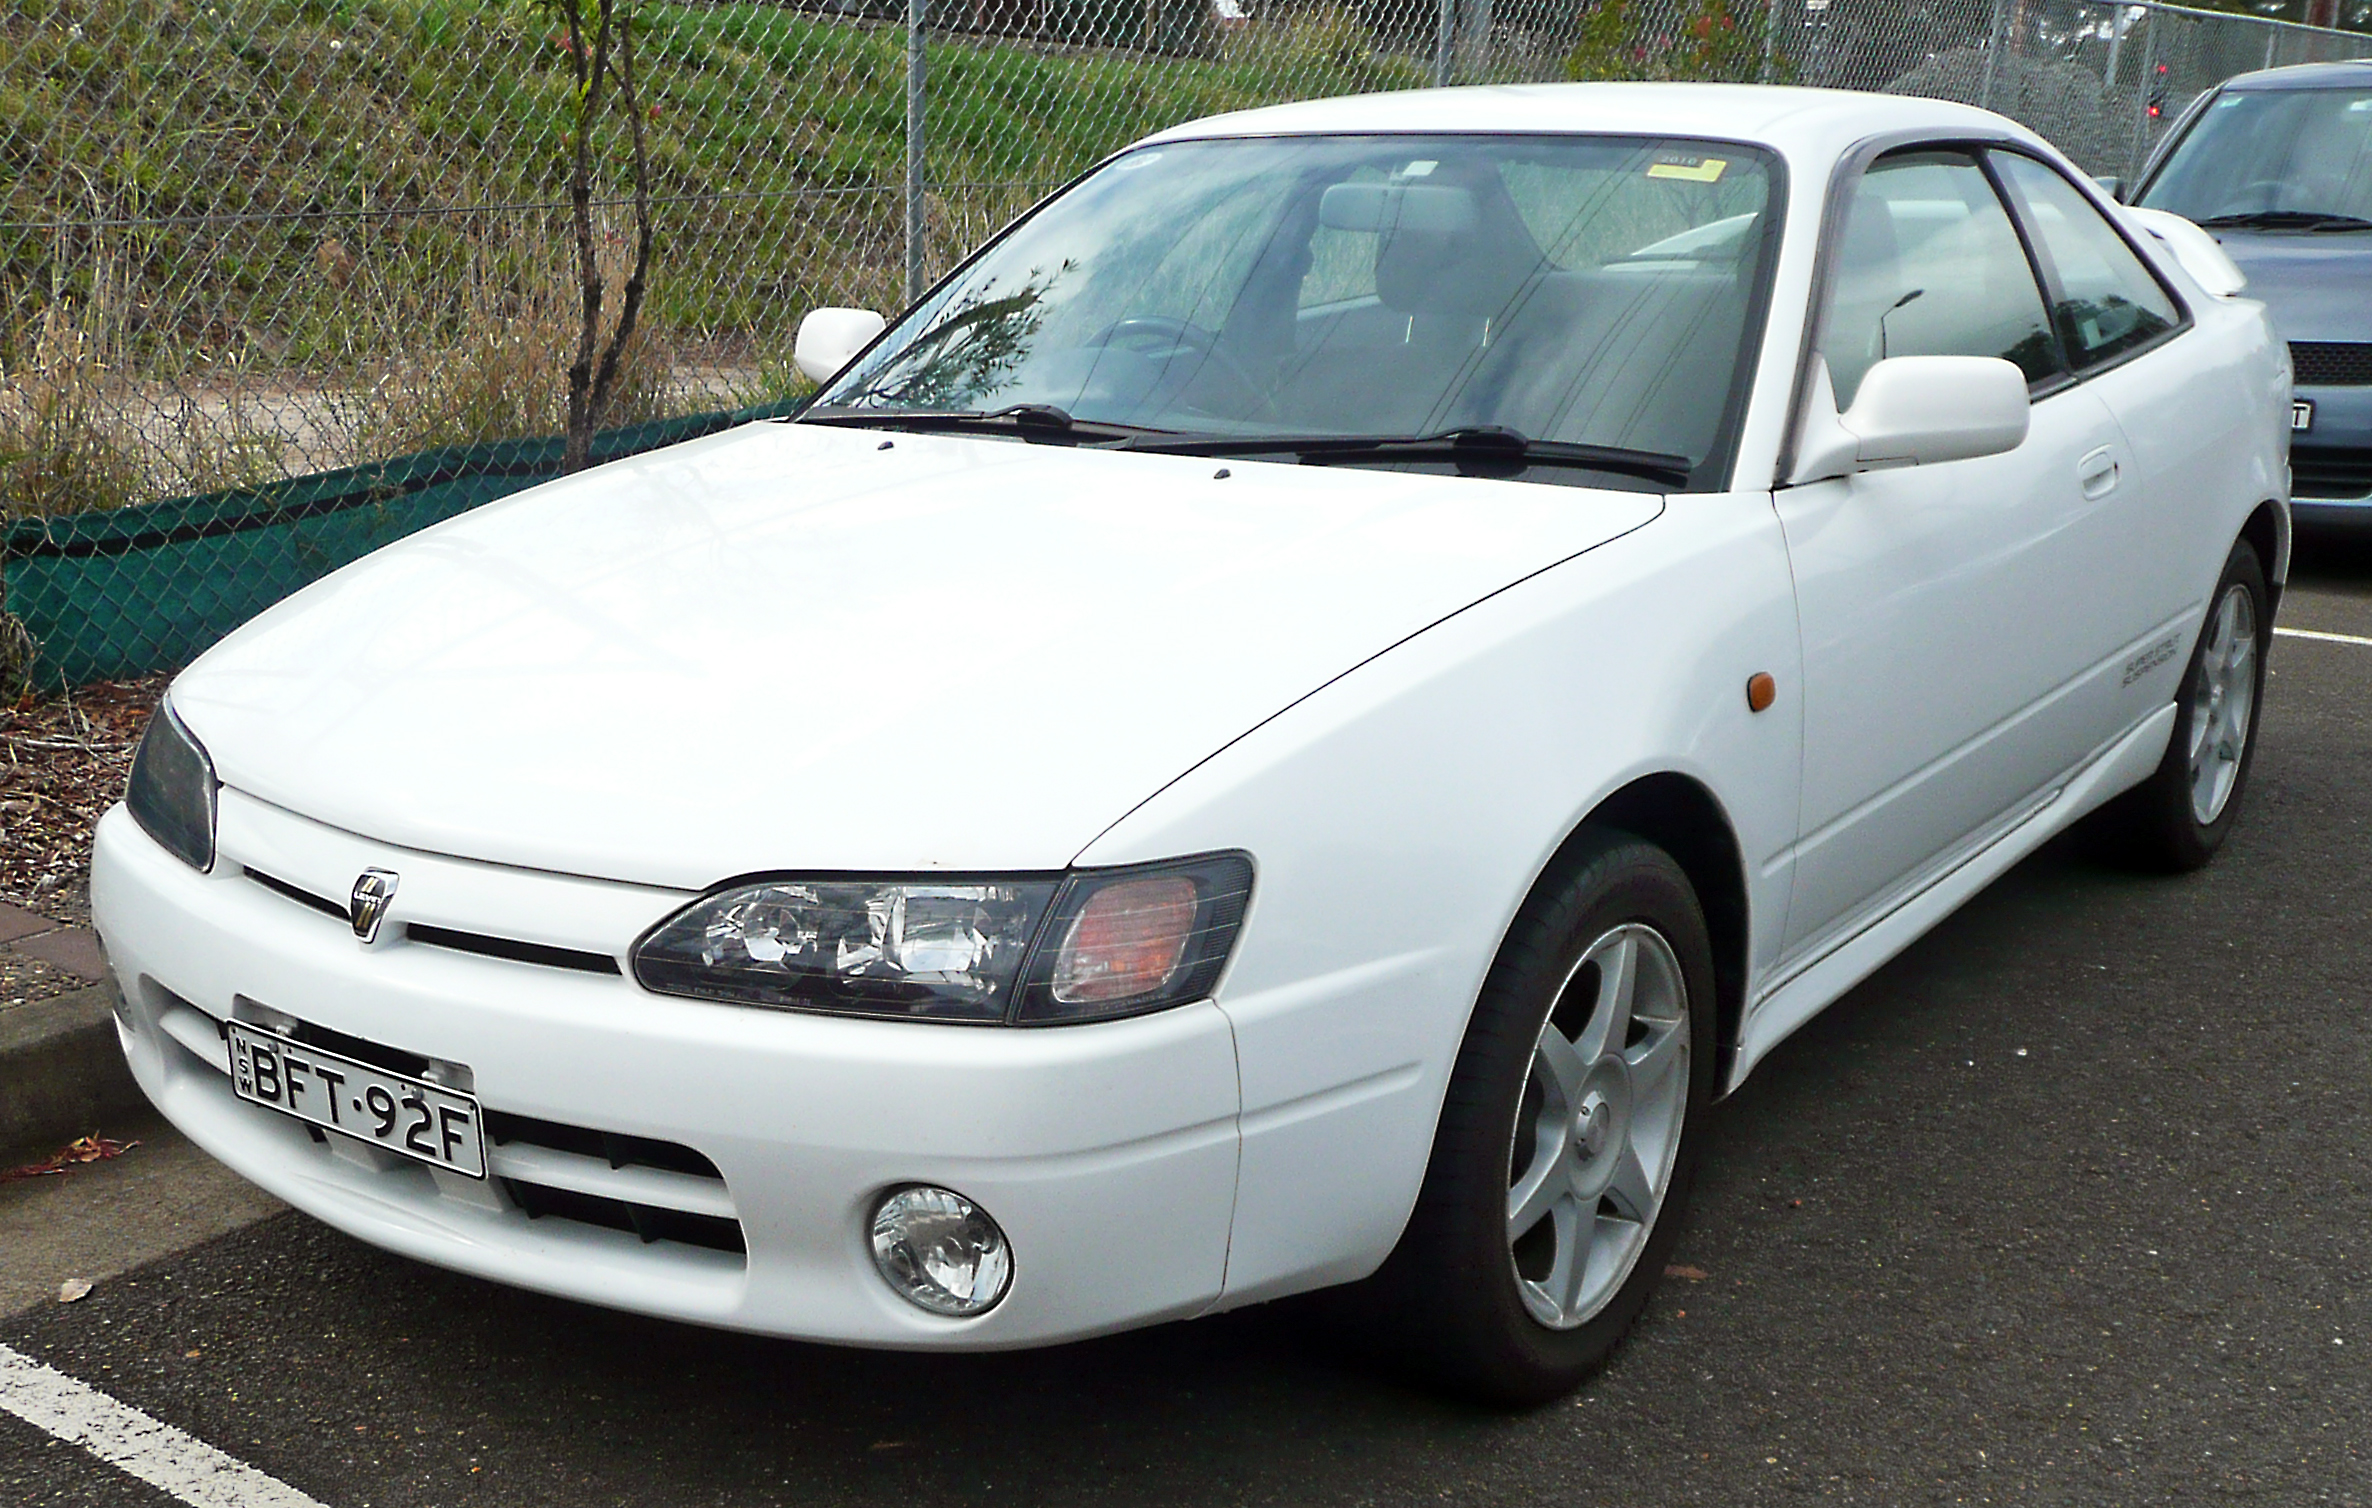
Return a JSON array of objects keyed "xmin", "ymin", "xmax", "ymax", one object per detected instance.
[
  {"xmin": 1366, "ymin": 832, "xmax": 1714, "ymax": 1405},
  {"xmin": 2188, "ymin": 580, "xmax": 2258, "ymax": 826},
  {"xmin": 2086, "ymin": 534, "xmax": 2270, "ymax": 872},
  {"xmin": 1507, "ymin": 924, "xmax": 1689, "ymax": 1331}
]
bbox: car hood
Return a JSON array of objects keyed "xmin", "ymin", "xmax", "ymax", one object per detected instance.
[
  {"xmin": 172, "ymin": 422, "xmax": 1660, "ymax": 889},
  {"xmin": 2207, "ymin": 229, "xmax": 2372, "ymax": 344}
]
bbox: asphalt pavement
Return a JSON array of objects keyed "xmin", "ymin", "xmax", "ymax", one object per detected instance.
[{"xmin": 4, "ymin": 534, "xmax": 2368, "ymax": 1508}]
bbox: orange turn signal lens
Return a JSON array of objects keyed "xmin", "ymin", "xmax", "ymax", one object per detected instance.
[{"xmin": 1051, "ymin": 876, "xmax": 1199, "ymax": 1005}]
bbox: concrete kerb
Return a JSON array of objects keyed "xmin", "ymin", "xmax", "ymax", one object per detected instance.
[{"xmin": 0, "ymin": 982, "xmax": 147, "ymax": 1157}]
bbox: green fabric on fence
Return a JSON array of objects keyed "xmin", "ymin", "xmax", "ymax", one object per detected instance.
[{"xmin": 2, "ymin": 398, "xmax": 801, "ymax": 688}]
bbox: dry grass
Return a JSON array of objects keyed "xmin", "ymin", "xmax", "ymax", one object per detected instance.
[
  {"xmin": 351, "ymin": 229, "xmax": 681, "ymax": 457},
  {"xmin": 0, "ymin": 225, "xmax": 707, "ymax": 527},
  {"xmin": 0, "ymin": 301, "xmax": 152, "ymax": 523},
  {"xmin": 2, "ymin": 301, "xmax": 314, "ymax": 525}
]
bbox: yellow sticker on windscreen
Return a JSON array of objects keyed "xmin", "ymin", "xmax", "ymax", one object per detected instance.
[{"xmin": 1647, "ymin": 156, "xmax": 1728, "ymax": 183}]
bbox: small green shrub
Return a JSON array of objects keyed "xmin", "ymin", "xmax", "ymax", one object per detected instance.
[{"xmin": 1564, "ymin": 0, "xmax": 1770, "ymax": 84}]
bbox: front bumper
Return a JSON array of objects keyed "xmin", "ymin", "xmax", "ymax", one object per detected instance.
[
  {"xmin": 2291, "ymin": 385, "xmax": 2372, "ymax": 529},
  {"xmin": 2291, "ymin": 494, "xmax": 2372, "ymax": 530},
  {"xmin": 91, "ymin": 795, "xmax": 1242, "ymax": 1348}
]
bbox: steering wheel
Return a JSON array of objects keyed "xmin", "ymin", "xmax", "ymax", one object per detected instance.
[{"xmin": 1091, "ymin": 316, "xmax": 1268, "ymax": 411}]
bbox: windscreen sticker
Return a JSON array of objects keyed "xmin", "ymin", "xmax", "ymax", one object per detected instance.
[{"xmin": 1647, "ymin": 155, "xmax": 1728, "ymax": 183}]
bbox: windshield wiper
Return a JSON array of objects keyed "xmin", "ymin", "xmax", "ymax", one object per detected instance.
[
  {"xmin": 800, "ymin": 404, "xmax": 1172, "ymax": 443},
  {"xmin": 2195, "ymin": 210, "xmax": 2372, "ymax": 232},
  {"xmin": 1120, "ymin": 426, "xmax": 1693, "ymax": 486}
]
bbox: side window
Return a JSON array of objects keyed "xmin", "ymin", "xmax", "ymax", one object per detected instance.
[
  {"xmin": 1992, "ymin": 152, "xmax": 2183, "ymax": 370},
  {"xmin": 1817, "ymin": 150, "xmax": 2062, "ymax": 409}
]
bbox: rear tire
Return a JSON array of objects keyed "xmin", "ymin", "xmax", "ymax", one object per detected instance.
[
  {"xmin": 1365, "ymin": 831, "xmax": 1717, "ymax": 1406},
  {"xmin": 2085, "ymin": 538, "xmax": 2270, "ymax": 872}
]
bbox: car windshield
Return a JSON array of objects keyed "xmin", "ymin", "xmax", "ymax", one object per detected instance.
[
  {"xmin": 808, "ymin": 134, "xmax": 1778, "ymax": 487},
  {"xmin": 2141, "ymin": 86, "xmax": 2372, "ymax": 226}
]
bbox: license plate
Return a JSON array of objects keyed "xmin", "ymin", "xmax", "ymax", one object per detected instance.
[
  {"xmin": 226, "ymin": 1021, "xmax": 485, "ymax": 1178},
  {"xmin": 2294, "ymin": 399, "xmax": 2314, "ymax": 432}
]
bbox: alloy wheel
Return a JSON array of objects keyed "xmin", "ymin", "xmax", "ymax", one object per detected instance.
[
  {"xmin": 2188, "ymin": 582, "xmax": 2258, "ymax": 826},
  {"xmin": 1506, "ymin": 923, "xmax": 1690, "ymax": 1331}
]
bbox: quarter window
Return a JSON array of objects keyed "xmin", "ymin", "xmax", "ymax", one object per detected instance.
[
  {"xmin": 1992, "ymin": 152, "xmax": 2182, "ymax": 370},
  {"xmin": 1817, "ymin": 150, "xmax": 2062, "ymax": 409}
]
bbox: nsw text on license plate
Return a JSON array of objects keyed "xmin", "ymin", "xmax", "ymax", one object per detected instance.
[{"xmin": 227, "ymin": 1021, "xmax": 485, "ymax": 1177}]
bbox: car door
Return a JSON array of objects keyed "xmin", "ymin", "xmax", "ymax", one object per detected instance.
[
  {"xmin": 1988, "ymin": 150, "xmax": 2219, "ymax": 670},
  {"xmin": 1774, "ymin": 146, "xmax": 2137, "ymax": 965}
]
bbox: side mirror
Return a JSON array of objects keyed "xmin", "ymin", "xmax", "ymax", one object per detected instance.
[
  {"xmin": 2093, "ymin": 174, "xmax": 2126, "ymax": 203},
  {"xmin": 793, "ymin": 307, "xmax": 887, "ymax": 385},
  {"xmin": 1789, "ymin": 355, "xmax": 2030, "ymax": 485}
]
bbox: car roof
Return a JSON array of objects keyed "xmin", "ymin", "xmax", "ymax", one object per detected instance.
[
  {"xmin": 1136, "ymin": 82, "xmax": 2048, "ymax": 167},
  {"xmin": 2223, "ymin": 58, "xmax": 2372, "ymax": 91}
]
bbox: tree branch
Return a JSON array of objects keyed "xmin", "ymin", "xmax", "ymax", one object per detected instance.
[
  {"xmin": 562, "ymin": 0, "xmax": 619, "ymax": 472},
  {"xmin": 589, "ymin": 4, "xmax": 653, "ymax": 428}
]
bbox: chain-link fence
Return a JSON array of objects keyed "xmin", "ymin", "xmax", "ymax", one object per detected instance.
[{"xmin": 4, "ymin": 0, "xmax": 2368, "ymax": 687}]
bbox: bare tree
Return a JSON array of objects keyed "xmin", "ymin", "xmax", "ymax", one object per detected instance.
[{"xmin": 550, "ymin": 0, "xmax": 654, "ymax": 473}]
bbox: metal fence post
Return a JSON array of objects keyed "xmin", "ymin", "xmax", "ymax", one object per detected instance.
[
  {"xmin": 905, "ymin": 0, "xmax": 927, "ymax": 308},
  {"xmin": 1979, "ymin": 0, "xmax": 2007, "ymax": 111},
  {"xmin": 1759, "ymin": 0, "xmax": 1781, "ymax": 85},
  {"xmin": 1432, "ymin": 0, "xmax": 1453, "ymax": 88},
  {"xmin": 2104, "ymin": 2, "xmax": 2127, "ymax": 87},
  {"xmin": 1458, "ymin": 0, "xmax": 1492, "ymax": 83},
  {"xmin": 2128, "ymin": 8, "xmax": 2159, "ymax": 184}
]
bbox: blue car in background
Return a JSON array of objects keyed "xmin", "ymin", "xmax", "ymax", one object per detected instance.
[{"xmin": 2137, "ymin": 60, "xmax": 2372, "ymax": 531}]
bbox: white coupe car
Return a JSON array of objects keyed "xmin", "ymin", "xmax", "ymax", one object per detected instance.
[{"xmin": 94, "ymin": 83, "xmax": 2287, "ymax": 1403}]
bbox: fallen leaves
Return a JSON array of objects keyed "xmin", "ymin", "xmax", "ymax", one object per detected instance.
[
  {"xmin": 1, "ymin": 1133, "xmax": 142, "ymax": 1181},
  {"xmin": 1665, "ymin": 1264, "xmax": 1711, "ymax": 1281},
  {"xmin": 0, "ymin": 676, "xmax": 163, "ymax": 926},
  {"xmin": 58, "ymin": 1277, "xmax": 93, "ymax": 1303}
]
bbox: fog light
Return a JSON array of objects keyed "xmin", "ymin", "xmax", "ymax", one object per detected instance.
[{"xmin": 869, "ymin": 1185, "xmax": 1012, "ymax": 1317}]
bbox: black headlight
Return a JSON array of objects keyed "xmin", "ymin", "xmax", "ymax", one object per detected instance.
[
  {"xmin": 632, "ymin": 853, "xmax": 1252, "ymax": 1025},
  {"xmin": 126, "ymin": 697, "xmax": 218, "ymax": 873}
]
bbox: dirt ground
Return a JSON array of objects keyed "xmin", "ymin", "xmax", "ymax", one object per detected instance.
[{"xmin": 1, "ymin": 677, "xmax": 162, "ymax": 931}]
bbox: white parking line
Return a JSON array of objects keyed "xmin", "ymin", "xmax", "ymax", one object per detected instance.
[
  {"xmin": 0, "ymin": 1343, "xmax": 330, "ymax": 1508},
  {"xmin": 2275, "ymin": 626, "xmax": 2372, "ymax": 648}
]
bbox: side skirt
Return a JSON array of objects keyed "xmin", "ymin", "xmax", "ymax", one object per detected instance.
[{"xmin": 1725, "ymin": 701, "xmax": 2179, "ymax": 1093}]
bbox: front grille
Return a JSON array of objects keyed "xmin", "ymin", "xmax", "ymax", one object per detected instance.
[
  {"xmin": 2293, "ymin": 447, "xmax": 2372, "ymax": 501},
  {"xmin": 160, "ymin": 993, "xmax": 748, "ymax": 1263},
  {"xmin": 244, "ymin": 867, "xmax": 345, "ymax": 919},
  {"xmin": 483, "ymin": 1111, "xmax": 743, "ymax": 1255},
  {"xmin": 500, "ymin": 1179, "xmax": 746, "ymax": 1255},
  {"xmin": 404, "ymin": 924, "xmax": 619, "ymax": 976},
  {"xmin": 2293, "ymin": 342, "xmax": 2372, "ymax": 387},
  {"xmin": 242, "ymin": 867, "xmax": 619, "ymax": 975},
  {"xmin": 481, "ymin": 1110, "xmax": 722, "ymax": 1179}
]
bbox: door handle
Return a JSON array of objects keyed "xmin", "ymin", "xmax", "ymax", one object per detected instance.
[{"xmin": 2079, "ymin": 446, "xmax": 2119, "ymax": 499}]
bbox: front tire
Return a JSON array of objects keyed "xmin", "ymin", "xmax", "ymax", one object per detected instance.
[
  {"xmin": 1370, "ymin": 831, "xmax": 1717, "ymax": 1405},
  {"xmin": 2086, "ymin": 538, "xmax": 2270, "ymax": 872}
]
